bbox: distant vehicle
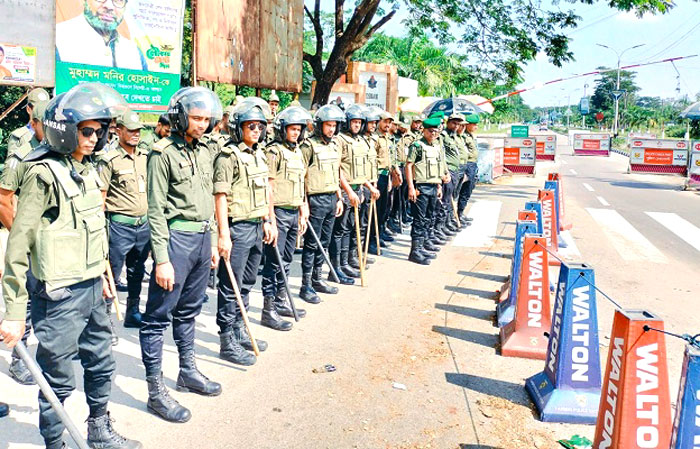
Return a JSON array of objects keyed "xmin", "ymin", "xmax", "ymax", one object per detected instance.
[{"xmin": 539, "ymin": 124, "xmax": 548, "ymax": 131}]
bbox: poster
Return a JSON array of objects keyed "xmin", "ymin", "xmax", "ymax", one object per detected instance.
[
  {"xmin": 0, "ymin": 43, "xmax": 36, "ymax": 83},
  {"xmin": 329, "ymin": 91, "xmax": 356, "ymax": 109},
  {"xmin": 55, "ymin": 0, "xmax": 185, "ymax": 112},
  {"xmin": 360, "ymin": 71, "xmax": 388, "ymax": 110}
]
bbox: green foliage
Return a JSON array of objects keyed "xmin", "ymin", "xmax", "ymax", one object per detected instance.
[{"xmin": 0, "ymin": 86, "xmax": 31, "ymax": 161}]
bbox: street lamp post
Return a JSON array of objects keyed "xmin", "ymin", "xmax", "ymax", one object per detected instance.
[{"xmin": 596, "ymin": 43, "xmax": 645, "ymax": 137}]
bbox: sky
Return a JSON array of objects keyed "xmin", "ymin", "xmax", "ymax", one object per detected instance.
[{"xmin": 377, "ymin": 0, "xmax": 700, "ymax": 108}]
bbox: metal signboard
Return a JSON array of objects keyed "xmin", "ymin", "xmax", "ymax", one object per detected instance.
[
  {"xmin": 511, "ymin": 125, "xmax": 529, "ymax": 138},
  {"xmin": 194, "ymin": 0, "xmax": 303, "ymax": 92},
  {"xmin": 573, "ymin": 133, "xmax": 611, "ymax": 156},
  {"xmin": 0, "ymin": 0, "xmax": 55, "ymax": 87}
]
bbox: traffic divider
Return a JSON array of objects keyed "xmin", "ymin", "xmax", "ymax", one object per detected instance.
[
  {"xmin": 497, "ymin": 220, "xmax": 538, "ymax": 327},
  {"xmin": 500, "ymin": 235, "xmax": 552, "ymax": 359},
  {"xmin": 685, "ymin": 140, "xmax": 700, "ymax": 190},
  {"xmin": 547, "ymin": 173, "xmax": 572, "ymax": 231},
  {"xmin": 535, "ymin": 135, "xmax": 557, "ymax": 161},
  {"xmin": 526, "ymin": 263, "xmax": 602, "ymax": 424},
  {"xmin": 670, "ymin": 344, "xmax": 700, "ymax": 449},
  {"xmin": 538, "ymin": 189, "xmax": 561, "ymax": 266},
  {"xmin": 525, "ymin": 201, "xmax": 544, "ymax": 235},
  {"xmin": 592, "ymin": 309, "xmax": 672, "ymax": 449},
  {"xmin": 518, "ymin": 210, "xmax": 538, "ymax": 222},
  {"xmin": 628, "ymin": 138, "xmax": 689, "ymax": 175},
  {"xmin": 573, "ymin": 132, "xmax": 611, "ymax": 156},
  {"xmin": 504, "ymin": 137, "xmax": 536, "ymax": 175},
  {"xmin": 544, "ymin": 180, "xmax": 568, "ymax": 249}
]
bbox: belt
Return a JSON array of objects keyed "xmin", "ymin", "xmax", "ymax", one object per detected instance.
[
  {"xmin": 168, "ymin": 219, "xmax": 211, "ymax": 233},
  {"xmin": 110, "ymin": 213, "xmax": 147, "ymax": 226},
  {"xmin": 230, "ymin": 217, "xmax": 262, "ymax": 225},
  {"xmin": 277, "ymin": 205, "xmax": 298, "ymax": 211},
  {"xmin": 378, "ymin": 169, "xmax": 389, "ymax": 176}
]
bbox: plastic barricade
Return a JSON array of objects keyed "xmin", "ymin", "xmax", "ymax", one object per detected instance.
[
  {"xmin": 535, "ymin": 135, "xmax": 556, "ymax": 161},
  {"xmin": 628, "ymin": 138, "xmax": 689, "ymax": 175},
  {"xmin": 573, "ymin": 133, "xmax": 611, "ymax": 156},
  {"xmin": 503, "ymin": 137, "xmax": 536, "ymax": 175}
]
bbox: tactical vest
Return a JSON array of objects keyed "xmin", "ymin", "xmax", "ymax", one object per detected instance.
[
  {"xmin": 339, "ymin": 133, "xmax": 369, "ymax": 185},
  {"xmin": 31, "ymin": 158, "xmax": 107, "ymax": 289},
  {"xmin": 223, "ymin": 144, "xmax": 269, "ymax": 221},
  {"xmin": 305, "ymin": 137, "xmax": 340, "ymax": 195},
  {"xmin": 413, "ymin": 140, "xmax": 442, "ymax": 184},
  {"xmin": 365, "ymin": 135, "xmax": 379, "ymax": 182},
  {"xmin": 270, "ymin": 143, "xmax": 305, "ymax": 207}
]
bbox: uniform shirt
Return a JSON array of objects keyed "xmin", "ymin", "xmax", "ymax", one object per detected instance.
[
  {"xmin": 2, "ymin": 156, "xmax": 89, "ymax": 320},
  {"xmin": 440, "ymin": 129, "xmax": 461, "ymax": 172},
  {"xmin": 464, "ymin": 132, "xmax": 478, "ymax": 162},
  {"xmin": 337, "ymin": 132, "xmax": 367, "ymax": 184},
  {"xmin": 1, "ymin": 128, "xmax": 40, "ymax": 192},
  {"xmin": 138, "ymin": 131, "xmax": 157, "ymax": 154},
  {"xmin": 300, "ymin": 136, "xmax": 341, "ymax": 168},
  {"xmin": 407, "ymin": 137, "xmax": 448, "ymax": 182},
  {"xmin": 213, "ymin": 142, "xmax": 264, "ymax": 194},
  {"xmin": 55, "ymin": 13, "xmax": 147, "ymax": 71},
  {"xmin": 97, "ymin": 144, "xmax": 148, "ymax": 216},
  {"xmin": 265, "ymin": 140, "xmax": 305, "ymax": 180},
  {"xmin": 147, "ymin": 134, "xmax": 215, "ymax": 264},
  {"xmin": 397, "ymin": 131, "xmax": 419, "ymax": 164},
  {"xmin": 200, "ymin": 132, "xmax": 231, "ymax": 161},
  {"xmin": 375, "ymin": 133, "xmax": 393, "ymax": 170}
]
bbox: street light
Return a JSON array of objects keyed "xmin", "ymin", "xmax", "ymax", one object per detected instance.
[{"xmin": 596, "ymin": 43, "xmax": 645, "ymax": 137}]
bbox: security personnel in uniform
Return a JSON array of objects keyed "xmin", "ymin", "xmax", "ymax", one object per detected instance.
[
  {"xmin": 388, "ymin": 118, "xmax": 410, "ymax": 232},
  {"xmin": 97, "ymin": 109, "xmax": 150, "ymax": 329},
  {"xmin": 299, "ymin": 105, "xmax": 345, "ymax": 301},
  {"xmin": 0, "ymin": 98, "xmax": 49, "ymax": 385},
  {"xmin": 141, "ymin": 87, "xmax": 223, "ymax": 423},
  {"xmin": 332, "ymin": 105, "xmax": 369, "ymax": 280},
  {"xmin": 0, "ymin": 83, "xmax": 141, "ymax": 449},
  {"xmin": 214, "ymin": 99, "xmax": 276, "ymax": 363},
  {"xmin": 454, "ymin": 121, "xmax": 469, "ymax": 229},
  {"xmin": 361, "ymin": 108, "xmax": 382, "ymax": 255},
  {"xmin": 268, "ymin": 91, "xmax": 280, "ymax": 117},
  {"xmin": 369, "ymin": 109, "xmax": 398, "ymax": 254},
  {"xmin": 405, "ymin": 115, "xmax": 444, "ymax": 265},
  {"xmin": 439, "ymin": 113, "xmax": 465, "ymax": 235},
  {"xmin": 456, "ymin": 114, "xmax": 480, "ymax": 223},
  {"xmin": 261, "ymin": 106, "xmax": 311, "ymax": 315},
  {"xmin": 3, "ymin": 88, "xmax": 50, "ymax": 153}
]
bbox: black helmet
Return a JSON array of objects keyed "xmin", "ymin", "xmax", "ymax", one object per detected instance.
[
  {"xmin": 273, "ymin": 106, "xmax": 312, "ymax": 142},
  {"xmin": 43, "ymin": 83, "xmax": 127, "ymax": 155},
  {"xmin": 167, "ymin": 86, "xmax": 223, "ymax": 135},
  {"xmin": 230, "ymin": 98, "xmax": 269, "ymax": 143},
  {"xmin": 313, "ymin": 104, "xmax": 345, "ymax": 137},
  {"xmin": 342, "ymin": 104, "xmax": 367, "ymax": 135}
]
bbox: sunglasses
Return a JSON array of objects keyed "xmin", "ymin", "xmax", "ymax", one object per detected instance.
[
  {"xmin": 94, "ymin": 0, "xmax": 127, "ymax": 8},
  {"xmin": 426, "ymin": 128, "xmax": 440, "ymax": 133},
  {"xmin": 79, "ymin": 126, "xmax": 106, "ymax": 139},
  {"xmin": 246, "ymin": 122, "xmax": 266, "ymax": 131}
]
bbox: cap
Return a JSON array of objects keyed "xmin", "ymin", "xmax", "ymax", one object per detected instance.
[
  {"xmin": 378, "ymin": 110, "xmax": 393, "ymax": 120},
  {"xmin": 269, "ymin": 91, "xmax": 280, "ymax": 103},
  {"xmin": 411, "ymin": 114, "xmax": 424, "ymax": 122},
  {"xmin": 423, "ymin": 117, "xmax": 442, "ymax": 128},
  {"xmin": 465, "ymin": 114, "xmax": 480, "ymax": 124},
  {"xmin": 117, "ymin": 109, "xmax": 143, "ymax": 130},
  {"xmin": 27, "ymin": 88, "xmax": 50, "ymax": 107},
  {"xmin": 31, "ymin": 100, "xmax": 49, "ymax": 121},
  {"xmin": 428, "ymin": 111, "xmax": 445, "ymax": 120},
  {"xmin": 289, "ymin": 100, "xmax": 302, "ymax": 107},
  {"xmin": 448, "ymin": 113, "xmax": 465, "ymax": 122},
  {"xmin": 224, "ymin": 105, "xmax": 235, "ymax": 117}
]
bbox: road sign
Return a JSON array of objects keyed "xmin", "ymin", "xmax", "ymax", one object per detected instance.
[
  {"xmin": 595, "ymin": 112, "xmax": 604, "ymax": 122},
  {"xmin": 611, "ymin": 90, "xmax": 625, "ymax": 101},
  {"xmin": 579, "ymin": 98, "xmax": 590, "ymax": 115},
  {"xmin": 511, "ymin": 125, "xmax": 529, "ymax": 138}
]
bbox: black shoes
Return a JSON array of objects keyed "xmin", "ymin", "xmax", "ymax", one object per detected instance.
[
  {"xmin": 329, "ymin": 255, "xmax": 355, "ymax": 285},
  {"xmin": 175, "ymin": 350, "xmax": 222, "ymax": 396},
  {"xmin": 408, "ymin": 239, "xmax": 431, "ymax": 265},
  {"xmin": 220, "ymin": 331, "xmax": 256, "ymax": 366},
  {"xmin": 146, "ymin": 373, "xmax": 192, "ymax": 423},
  {"xmin": 86, "ymin": 412, "xmax": 143, "ymax": 448},
  {"xmin": 233, "ymin": 323, "xmax": 268, "ymax": 352},
  {"xmin": 299, "ymin": 274, "xmax": 321, "ymax": 304},
  {"xmin": 123, "ymin": 297, "xmax": 142, "ymax": 329},
  {"xmin": 9, "ymin": 352, "xmax": 35, "ymax": 385},
  {"xmin": 312, "ymin": 269, "xmax": 338, "ymax": 294},
  {"xmin": 261, "ymin": 296, "xmax": 293, "ymax": 331}
]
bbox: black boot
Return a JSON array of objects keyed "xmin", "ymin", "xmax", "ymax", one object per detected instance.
[
  {"xmin": 329, "ymin": 256, "xmax": 354, "ymax": 285},
  {"xmin": 232, "ymin": 322, "xmax": 269, "ymax": 352},
  {"xmin": 442, "ymin": 225, "xmax": 457, "ymax": 237},
  {"xmin": 219, "ymin": 330, "xmax": 256, "ymax": 366},
  {"xmin": 380, "ymin": 231, "xmax": 395, "ymax": 242},
  {"xmin": 86, "ymin": 412, "xmax": 143, "ymax": 449},
  {"xmin": 175, "ymin": 350, "xmax": 222, "ymax": 396},
  {"xmin": 424, "ymin": 240, "xmax": 441, "ymax": 252},
  {"xmin": 340, "ymin": 251, "xmax": 360, "ymax": 278},
  {"xmin": 348, "ymin": 251, "xmax": 361, "ymax": 270},
  {"xmin": 275, "ymin": 288, "xmax": 308, "ymax": 316},
  {"xmin": 299, "ymin": 273, "xmax": 321, "ymax": 304},
  {"xmin": 368, "ymin": 241, "xmax": 380, "ymax": 256},
  {"xmin": 408, "ymin": 239, "xmax": 431, "ymax": 265},
  {"xmin": 9, "ymin": 349, "xmax": 35, "ymax": 385},
  {"xmin": 434, "ymin": 231, "xmax": 449, "ymax": 244},
  {"xmin": 146, "ymin": 373, "xmax": 191, "ymax": 423},
  {"xmin": 123, "ymin": 297, "xmax": 142, "ymax": 329},
  {"xmin": 261, "ymin": 295, "xmax": 293, "ymax": 331},
  {"xmin": 312, "ymin": 268, "xmax": 338, "ymax": 294}
]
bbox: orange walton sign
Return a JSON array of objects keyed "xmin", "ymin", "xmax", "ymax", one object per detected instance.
[
  {"xmin": 500, "ymin": 235, "xmax": 552, "ymax": 359},
  {"xmin": 593, "ymin": 310, "xmax": 672, "ymax": 449},
  {"xmin": 504, "ymin": 147, "xmax": 521, "ymax": 165},
  {"xmin": 583, "ymin": 139, "xmax": 602, "ymax": 150},
  {"xmin": 643, "ymin": 149, "xmax": 674, "ymax": 165}
]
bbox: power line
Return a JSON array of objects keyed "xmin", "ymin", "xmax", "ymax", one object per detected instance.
[{"xmin": 634, "ymin": 20, "xmax": 700, "ymax": 63}]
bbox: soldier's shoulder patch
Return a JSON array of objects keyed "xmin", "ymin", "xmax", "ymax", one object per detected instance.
[
  {"xmin": 10, "ymin": 127, "xmax": 30, "ymax": 141},
  {"xmin": 99, "ymin": 150, "xmax": 121, "ymax": 163},
  {"xmin": 151, "ymin": 137, "xmax": 172, "ymax": 153}
]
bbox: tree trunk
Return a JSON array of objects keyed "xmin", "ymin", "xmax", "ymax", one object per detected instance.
[{"xmin": 311, "ymin": 57, "xmax": 349, "ymax": 106}]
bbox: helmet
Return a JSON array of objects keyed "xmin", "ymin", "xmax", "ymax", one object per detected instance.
[
  {"xmin": 313, "ymin": 104, "xmax": 345, "ymax": 137},
  {"xmin": 167, "ymin": 86, "xmax": 223, "ymax": 135},
  {"xmin": 273, "ymin": 106, "xmax": 312, "ymax": 142},
  {"xmin": 343, "ymin": 104, "xmax": 367, "ymax": 135},
  {"xmin": 43, "ymin": 83, "xmax": 127, "ymax": 155},
  {"xmin": 230, "ymin": 98, "xmax": 269, "ymax": 143},
  {"xmin": 363, "ymin": 106, "xmax": 383, "ymax": 123}
]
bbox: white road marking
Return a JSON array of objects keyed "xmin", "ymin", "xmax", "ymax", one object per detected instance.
[
  {"xmin": 558, "ymin": 230, "xmax": 581, "ymax": 259},
  {"xmin": 596, "ymin": 196, "xmax": 610, "ymax": 206},
  {"xmin": 452, "ymin": 200, "xmax": 502, "ymax": 247},
  {"xmin": 586, "ymin": 208, "xmax": 668, "ymax": 264},
  {"xmin": 569, "ymin": 169, "xmax": 578, "ymax": 175},
  {"xmin": 561, "ymin": 159, "xmax": 568, "ymax": 165},
  {"xmin": 646, "ymin": 212, "xmax": 700, "ymax": 253},
  {"xmin": 583, "ymin": 183, "xmax": 595, "ymax": 192}
]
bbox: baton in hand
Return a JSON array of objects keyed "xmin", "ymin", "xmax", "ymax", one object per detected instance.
[
  {"xmin": 305, "ymin": 223, "xmax": 339, "ymax": 283},
  {"xmin": 269, "ymin": 244, "xmax": 300, "ymax": 322},
  {"xmin": 222, "ymin": 259, "xmax": 260, "ymax": 356},
  {"xmin": 105, "ymin": 261, "xmax": 122, "ymax": 322}
]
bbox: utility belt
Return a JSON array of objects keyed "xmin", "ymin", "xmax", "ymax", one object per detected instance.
[
  {"xmin": 275, "ymin": 205, "xmax": 298, "ymax": 211},
  {"xmin": 229, "ymin": 217, "xmax": 263, "ymax": 226},
  {"xmin": 110, "ymin": 213, "xmax": 148, "ymax": 227},
  {"xmin": 168, "ymin": 218, "xmax": 212, "ymax": 233}
]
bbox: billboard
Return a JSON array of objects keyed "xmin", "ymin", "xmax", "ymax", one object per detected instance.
[
  {"xmin": 194, "ymin": 0, "xmax": 303, "ymax": 92},
  {"xmin": 0, "ymin": 0, "xmax": 55, "ymax": 87},
  {"xmin": 55, "ymin": 0, "xmax": 186, "ymax": 112}
]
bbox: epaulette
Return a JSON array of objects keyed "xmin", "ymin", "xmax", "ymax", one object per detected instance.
[
  {"xmin": 151, "ymin": 137, "xmax": 171, "ymax": 153},
  {"xmin": 10, "ymin": 127, "xmax": 31, "ymax": 141}
]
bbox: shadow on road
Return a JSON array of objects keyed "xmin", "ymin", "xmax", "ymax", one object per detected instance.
[
  {"xmin": 432, "ymin": 325, "xmax": 497, "ymax": 349},
  {"xmin": 608, "ymin": 179, "xmax": 682, "ymax": 191},
  {"xmin": 435, "ymin": 303, "xmax": 495, "ymax": 321},
  {"xmin": 444, "ymin": 285, "xmax": 498, "ymax": 300},
  {"xmin": 456, "ymin": 271, "xmax": 508, "ymax": 283},
  {"xmin": 445, "ymin": 372, "xmax": 529, "ymax": 407},
  {"xmin": 478, "ymin": 251, "xmax": 512, "ymax": 259},
  {"xmin": 459, "ymin": 445, "xmax": 506, "ymax": 449}
]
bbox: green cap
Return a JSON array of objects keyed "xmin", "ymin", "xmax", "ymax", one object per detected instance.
[
  {"xmin": 31, "ymin": 100, "xmax": 49, "ymax": 121},
  {"xmin": 465, "ymin": 114, "xmax": 480, "ymax": 124},
  {"xmin": 428, "ymin": 111, "xmax": 445, "ymax": 120},
  {"xmin": 117, "ymin": 109, "xmax": 143, "ymax": 130},
  {"xmin": 423, "ymin": 117, "xmax": 442, "ymax": 128},
  {"xmin": 27, "ymin": 88, "xmax": 50, "ymax": 107}
]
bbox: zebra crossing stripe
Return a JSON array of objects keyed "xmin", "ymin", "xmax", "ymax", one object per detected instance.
[
  {"xmin": 646, "ymin": 212, "xmax": 700, "ymax": 253},
  {"xmin": 452, "ymin": 200, "xmax": 502, "ymax": 247}
]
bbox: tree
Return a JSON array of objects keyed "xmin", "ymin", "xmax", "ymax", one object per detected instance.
[
  {"xmin": 590, "ymin": 69, "xmax": 640, "ymax": 128},
  {"xmin": 304, "ymin": 0, "xmax": 675, "ymax": 105}
]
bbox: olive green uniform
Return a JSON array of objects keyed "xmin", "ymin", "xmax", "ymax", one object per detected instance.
[
  {"xmin": 457, "ymin": 131, "xmax": 479, "ymax": 217},
  {"xmin": 1, "ymin": 128, "xmax": 38, "ymax": 193},
  {"xmin": 407, "ymin": 137, "xmax": 443, "ymax": 241}
]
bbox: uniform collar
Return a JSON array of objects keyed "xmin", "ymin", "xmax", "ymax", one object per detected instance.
[
  {"xmin": 237, "ymin": 141, "xmax": 258, "ymax": 153},
  {"xmin": 172, "ymin": 133, "xmax": 198, "ymax": 150}
]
